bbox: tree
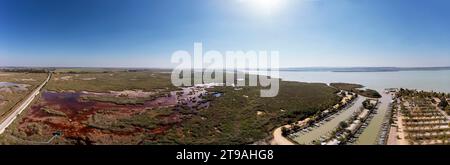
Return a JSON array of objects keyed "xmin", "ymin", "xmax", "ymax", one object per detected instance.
[
  {"xmin": 337, "ymin": 136, "xmax": 347, "ymax": 143},
  {"xmin": 339, "ymin": 121, "xmax": 348, "ymax": 129},
  {"xmin": 281, "ymin": 127, "xmax": 290, "ymax": 137},
  {"xmin": 362, "ymin": 99, "xmax": 376, "ymax": 110},
  {"xmin": 439, "ymin": 97, "xmax": 448, "ymax": 109},
  {"xmin": 292, "ymin": 124, "xmax": 301, "ymax": 131}
]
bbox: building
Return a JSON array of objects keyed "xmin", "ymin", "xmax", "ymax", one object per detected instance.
[{"xmin": 357, "ymin": 109, "xmax": 370, "ymax": 121}]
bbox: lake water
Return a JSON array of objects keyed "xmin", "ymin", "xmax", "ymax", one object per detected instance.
[
  {"xmin": 0, "ymin": 82, "xmax": 19, "ymax": 87},
  {"xmin": 272, "ymin": 70, "xmax": 449, "ymax": 144},
  {"xmin": 252, "ymin": 70, "xmax": 450, "ymax": 93}
]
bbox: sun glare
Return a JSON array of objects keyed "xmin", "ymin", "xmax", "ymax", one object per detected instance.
[{"xmin": 239, "ymin": 0, "xmax": 287, "ymax": 16}]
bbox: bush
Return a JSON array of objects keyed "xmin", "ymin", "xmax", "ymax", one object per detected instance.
[
  {"xmin": 362, "ymin": 99, "xmax": 376, "ymax": 110},
  {"xmin": 42, "ymin": 107, "xmax": 67, "ymax": 117},
  {"xmin": 281, "ymin": 127, "xmax": 290, "ymax": 137},
  {"xmin": 339, "ymin": 121, "xmax": 348, "ymax": 129},
  {"xmin": 439, "ymin": 97, "xmax": 448, "ymax": 109}
]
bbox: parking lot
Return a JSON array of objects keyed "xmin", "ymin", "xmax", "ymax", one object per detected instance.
[{"xmin": 291, "ymin": 97, "xmax": 365, "ymax": 144}]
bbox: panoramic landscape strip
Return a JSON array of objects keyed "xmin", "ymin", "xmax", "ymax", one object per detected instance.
[{"xmin": 0, "ymin": 67, "xmax": 448, "ymax": 145}]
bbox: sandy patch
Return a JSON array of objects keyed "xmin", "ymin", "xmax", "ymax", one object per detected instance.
[
  {"xmin": 0, "ymin": 73, "xmax": 11, "ymax": 76},
  {"xmin": 257, "ymin": 111, "xmax": 265, "ymax": 116},
  {"xmin": 61, "ymin": 76, "xmax": 72, "ymax": 80},
  {"xmin": 111, "ymin": 90, "xmax": 156, "ymax": 98},
  {"xmin": 0, "ymin": 88, "xmax": 13, "ymax": 93},
  {"xmin": 82, "ymin": 90, "xmax": 156, "ymax": 98},
  {"xmin": 396, "ymin": 112, "xmax": 409, "ymax": 145},
  {"xmin": 270, "ymin": 125, "xmax": 294, "ymax": 145},
  {"xmin": 21, "ymin": 78, "xmax": 36, "ymax": 81},
  {"xmin": 54, "ymin": 76, "xmax": 73, "ymax": 81},
  {"xmin": 80, "ymin": 77, "xmax": 96, "ymax": 81},
  {"xmin": 387, "ymin": 125, "xmax": 398, "ymax": 145}
]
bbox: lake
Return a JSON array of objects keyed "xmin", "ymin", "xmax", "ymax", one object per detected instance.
[
  {"xmin": 251, "ymin": 70, "xmax": 450, "ymax": 93},
  {"xmin": 272, "ymin": 70, "xmax": 449, "ymax": 144}
]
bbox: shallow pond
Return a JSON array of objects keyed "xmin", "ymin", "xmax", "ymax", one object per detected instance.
[{"xmin": 0, "ymin": 82, "xmax": 19, "ymax": 87}]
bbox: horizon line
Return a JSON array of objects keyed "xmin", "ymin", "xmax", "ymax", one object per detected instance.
[{"xmin": 2, "ymin": 66, "xmax": 450, "ymax": 69}]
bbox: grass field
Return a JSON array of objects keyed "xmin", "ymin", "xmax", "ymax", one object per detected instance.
[
  {"xmin": 146, "ymin": 81, "xmax": 340, "ymax": 144},
  {"xmin": 0, "ymin": 72, "xmax": 47, "ymax": 117},
  {"xmin": 1, "ymin": 69, "xmax": 341, "ymax": 145},
  {"xmin": 46, "ymin": 70, "xmax": 176, "ymax": 92}
]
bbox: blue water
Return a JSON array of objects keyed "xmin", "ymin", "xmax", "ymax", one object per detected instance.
[
  {"xmin": 251, "ymin": 70, "xmax": 450, "ymax": 93},
  {"xmin": 0, "ymin": 82, "xmax": 19, "ymax": 87}
]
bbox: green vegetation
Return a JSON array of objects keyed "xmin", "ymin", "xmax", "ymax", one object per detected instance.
[
  {"xmin": 84, "ymin": 108, "xmax": 178, "ymax": 137},
  {"xmin": 330, "ymin": 83, "xmax": 364, "ymax": 91},
  {"xmin": 80, "ymin": 95, "xmax": 158, "ymax": 105},
  {"xmin": 358, "ymin": 89, "xmax": 382, "ymax": 98},
  {"xmin": 0, "ymin": 72, "xmax": 47, "ymax": 117},
  {"xmin": 362, "ymin": 99, "xmax": 376, "ymax": 110},
  {"xmin": 46, "ymin": 70, "xmax": 176, "ymax": 92},
  {"xmin": 330, "ymin": 83, "xmax": 381, "ymax": 98},
  {"xmin": 2, "ymin": 69, "xmax": 343, "ymax": 145},
  {"xmin": 439, "ymin": 97, "xmax": 448, "ymax": 109},
  {"xmin": 42, "ymin": 107, "xmax": 67, "ymax": 117},
  {"xmin": 339, "ymin": 121, "xmax": 349, "ymax": 129},
  {"xmin": 0, "ymin": 68, "xmax": 50, "ymax": 73},
  {"xmin": 53, "ymin": 68, "xmax": 171, "ymax": 74},
  {"xmin": 0, "ymin": 94, "xmax": 53, "ymax": 145},
  {"xmin": 120, "ymin": 108, "xmax": 174, "ymax": 130},
  {"xmin": 440, "ymin": 97, "xmax": 450, "ymax": 114},
  {"xmin": 149, "ymin": 81, "xmax": 340, "ymax": 144},
  {"xmin": 281, "ymin": 127, "xmax": 290, "ymax": 137}
]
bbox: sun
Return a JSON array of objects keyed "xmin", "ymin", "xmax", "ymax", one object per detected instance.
[{"xmin": 239, "ymin": 0, "xmax": 287, "ymax": 16}]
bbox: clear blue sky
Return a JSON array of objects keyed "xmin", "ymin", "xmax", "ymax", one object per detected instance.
[{"xmin": 1, "ymin": 0, "xmax": 450, "ymax": 68}]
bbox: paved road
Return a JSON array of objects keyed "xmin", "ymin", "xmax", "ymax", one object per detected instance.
[
  {"xmin": 271, "ymin": 125, "xmax": 295, "ymax": 145},
  {"xmin": 0, "ymin": 73, "xmax": 51, "ymax": 134}
]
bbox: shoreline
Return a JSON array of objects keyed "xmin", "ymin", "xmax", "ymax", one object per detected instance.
[{"xmin": 262, "ymin": 70, "xmax": 450, "ymax": 94}]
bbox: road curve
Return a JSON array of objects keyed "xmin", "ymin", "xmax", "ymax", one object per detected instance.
[
  {"xmin": 0, "ymin": 73, "xmax": 51, "ymax": 134},
  {"xmin": 271, "ymin": 125, "xmax": 295, "ymax": 145}
]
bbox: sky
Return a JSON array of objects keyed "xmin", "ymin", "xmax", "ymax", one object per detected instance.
[{"xmin": 1, "ymin": 0, "xmax": 450, "ymax": 68}]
